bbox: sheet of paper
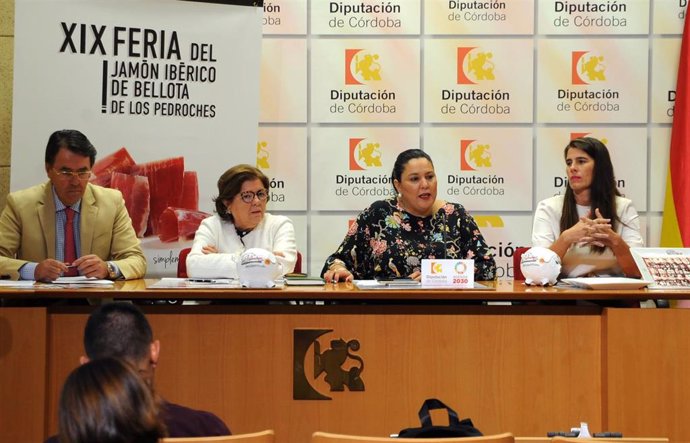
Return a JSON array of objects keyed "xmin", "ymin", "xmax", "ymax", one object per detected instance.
[
  {"xmin": 0, "ymin": 280, "xmax": 36, "ymax": 288},
  {"xmin": 148, "ymin": 278, "xmax": 240, "ymax": 289},
  {"xmin": 52, "ymin": 276, "xmax": 114, "ymax": 286},
  {"xmin": 559, "ymin": 277, "xmax": 652, "ymax": 290},
  {"xmin": 354, "ymin": 280, "xmax": 492, "ymax": 290}
]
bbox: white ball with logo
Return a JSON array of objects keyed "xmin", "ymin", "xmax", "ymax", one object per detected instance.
[
  {"xmin": 520, "ymin": 247, "xmax": 561, "ymax": 286},
  {"xmin": 238, "ymin": 248, "xmax": 284, "ymax": 288}
]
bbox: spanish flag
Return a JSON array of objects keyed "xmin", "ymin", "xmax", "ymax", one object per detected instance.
[{"xmin": 661, "ymin": 14, "xmax": 690, "ymax": 247}]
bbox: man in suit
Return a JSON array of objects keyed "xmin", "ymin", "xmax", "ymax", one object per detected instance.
[
  {"xmin": 0, "ymin": 129, "xmax": 146, "ymax": 280},
  {"xmin": 45, "ymin": 302, "xmax": 231, "ymax": 442}
]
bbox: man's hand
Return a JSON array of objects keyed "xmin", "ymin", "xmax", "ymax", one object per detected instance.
[
  {"xmin": 34, "ymin": 259, "xmax": 68, "ymax": 282},
  {"xmin": 73, "ymin": 255, "xmax": 108, "ymax": 279}
]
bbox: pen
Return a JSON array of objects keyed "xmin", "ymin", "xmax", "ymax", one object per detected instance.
[{"xmin": 188, "ymin": 278, "xmax": 216, "ymax": 283}]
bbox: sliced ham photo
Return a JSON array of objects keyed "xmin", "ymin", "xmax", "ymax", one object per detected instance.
[
  {"xmin": 110, "ymin": 172, "xmax": 150, "ymax": 237},
  {"xmin": 90, "ymin": 147, "xmax": 201, "ymax": 242},
  {"xmin": 131, "ymin": 156, "xmax": 185, "ymax": 236},
  {"xmin": 157, "ymin": 207, "xmax": 210, "ymax": 243},
  {"xmin": 181, "ymin": 171, "xmax": 199, "ymax": 210},
  {"xmin": 91, "ymin": 147, "xmax": 136, "ymax": 187}
]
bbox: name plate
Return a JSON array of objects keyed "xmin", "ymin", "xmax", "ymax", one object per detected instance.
[{"xmin": 421, "ymin": 259, "xmax": 474, "ymax": 288}]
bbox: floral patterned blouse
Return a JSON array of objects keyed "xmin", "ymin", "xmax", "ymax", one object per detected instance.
[{"xmin": 322, "ymin": 198, "xmax": 497, "ymax": 281}]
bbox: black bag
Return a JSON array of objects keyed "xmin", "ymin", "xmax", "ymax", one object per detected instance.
[{"xmin": 398, "ymin": 398, "xmax": 483, "ymax": 438}]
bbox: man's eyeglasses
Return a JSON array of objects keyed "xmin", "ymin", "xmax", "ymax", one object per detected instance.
[
  {"xmin": 239, "ymin": 190, "xmax": 269, "ymax": 203},
  {"xmin": 53, "ymin": 169, "xmax": 93, "ymax": 181}
]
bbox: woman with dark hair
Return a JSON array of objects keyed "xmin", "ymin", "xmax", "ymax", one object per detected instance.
[
  {"xmin": 187, "ymin": 164, "xmax": 297, "ymax": 278},
  {"xmin": 322, "ymin": 149, "xmax": 496, "ymax": 282},
  {"xmin": 58, "ymin": 357, "xmax": 165, "ymax": 443},
  {"xmin": 531, "ymin": 137, "xmax": 643, "ymax": 277}
]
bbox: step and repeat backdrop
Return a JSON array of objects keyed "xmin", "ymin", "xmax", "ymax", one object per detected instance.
[{"xmin": 257, "ymin": 0, "xmax": 688, "ymax": 278}]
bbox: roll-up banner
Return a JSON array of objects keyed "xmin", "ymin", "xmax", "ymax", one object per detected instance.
[{"xmin": 12, "ymin": 0, "xmax": 262, "ymax": 276}]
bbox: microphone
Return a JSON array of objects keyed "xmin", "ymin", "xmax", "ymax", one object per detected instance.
[{"xmin": 437, "ymin": 208, "xmax": 448, "ymax": 260}]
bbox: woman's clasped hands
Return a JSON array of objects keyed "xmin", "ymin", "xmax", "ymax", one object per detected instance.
[{"xmin": 569, "ymin": 208, "xmax": 621, "ymax": 248}]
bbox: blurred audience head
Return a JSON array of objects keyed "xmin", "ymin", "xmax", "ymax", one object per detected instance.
[
  {"xmin": 83, "ymin": 302, "xmax": 159, "ymax": 386},
  {"xmin": 58, "ymin": 357, "xmax": 165, "ymax": 443}
]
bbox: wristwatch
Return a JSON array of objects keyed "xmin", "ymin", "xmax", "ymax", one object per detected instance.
[{"xmin": 106, "ymin": 261, "xmax": 118, "ymax": 280}]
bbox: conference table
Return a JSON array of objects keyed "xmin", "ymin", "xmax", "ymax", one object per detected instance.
[{"xmin": 1, "ymin": 280, "xmax": 688, "ymax": 443}]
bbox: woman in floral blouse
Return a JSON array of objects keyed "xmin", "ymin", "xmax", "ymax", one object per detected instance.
[{"xmin": 321, "ymin": 149, "xmax": 496, "ymax": 282}]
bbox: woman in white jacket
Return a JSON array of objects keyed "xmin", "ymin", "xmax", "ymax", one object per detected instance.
[
  {"xmin": 531, "ymin": 137, "xmax": 643, "ymax": 278},
  {"xmin": 187, "ymin": 164, "xmax": 297, "ymax": 278}
]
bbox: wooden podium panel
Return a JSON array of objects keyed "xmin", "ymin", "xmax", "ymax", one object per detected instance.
[
  {"xmin": 605, "ymin": 309, "xmax": 690, "ymax": 442},
  {"xmin": 0, "ymin": 307, "xmax": 47, "ymax": 442},
  {"xmin": 6, "ymin": 283, "xmax": 685, "ymax": 443},
  {"xmin": 44, "ymin": 306, "xmax": 602, "ymax": 443}
]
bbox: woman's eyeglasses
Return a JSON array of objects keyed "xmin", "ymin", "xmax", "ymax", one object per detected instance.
[
  {"xmin": 53, "ymin": 169, "xmax": 93, "ymax": 181},
  {"xmin": 239, "ymin": 190, "xmax": 269, "ymax": 203}
]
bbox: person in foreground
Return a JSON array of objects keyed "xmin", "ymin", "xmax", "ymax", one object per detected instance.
[
  {"xmin": 58, "ymin": 357, "xmax": 165, "ymax": 443},
  {"xmin": 0, "ymin": 129, "xmax": 146, "ymax": 281},
  {"xmin": 322, "ymin": 149, "xmax": 496, "ymax": 282},
  {"xmin": 531, "ymin": 137, "xmax": 644, "ymax": 278},
  {"xmin": 46, "ymin": 302, "xmax": 230, "ymax": 442},
  {"xmin": 186, "ymin": 164, "xmax": 297, "ymax": 278}
]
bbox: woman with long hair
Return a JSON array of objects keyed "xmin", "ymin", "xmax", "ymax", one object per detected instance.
[
  {"xmin": 531, "ymin": 137, "xmax": 643, "ymax": 277},
  {"xmin": 58, "ymin": 357, "xmax": 165, "ymax": 443}
]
